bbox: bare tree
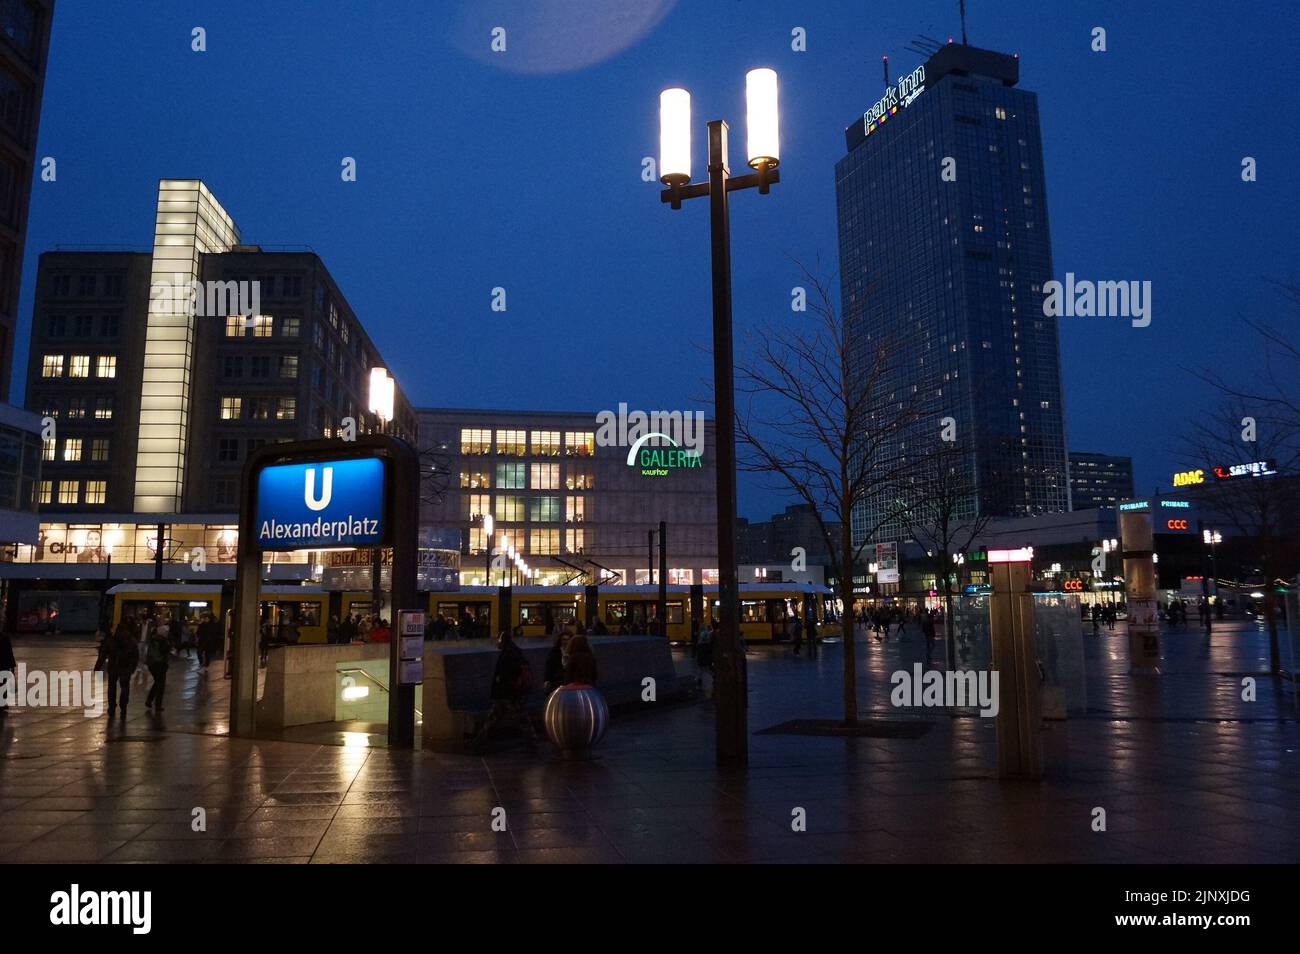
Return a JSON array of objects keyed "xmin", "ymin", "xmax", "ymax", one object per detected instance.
[
  {"xmin": 1179, "ymin": 400, "xmax": 1300, "ymax": 673},
  {"xmin": 734, "ymin": 264, "xmax": 928, "ymax": 726},
  {"xmin": 896, "ymin": 438, "xmax": 993, "ymax": 666}
]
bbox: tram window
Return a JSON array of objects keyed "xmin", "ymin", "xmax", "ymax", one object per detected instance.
[
  {"xmin": 519, "ymin": 603, "xmax": 543, "ymax": 624},
  {"xmin": 740, "ymin": 600, "xmax": 767, "ymax": 623},
  {"xmin": 264, "ymin": 600, "xmax": 321, "ymax": 627},
  {"xmin": 606, "ymin": 601, "xmax": 627, "ymax": 621},
  {"xmin": 666, "ymin": 601, "xmax": 683, "ymax": 624}
]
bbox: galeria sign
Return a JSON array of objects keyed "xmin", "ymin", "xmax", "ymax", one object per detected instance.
[{"xmin": 255, "ymin": 457, "xmax": 386, "ymax": 549}]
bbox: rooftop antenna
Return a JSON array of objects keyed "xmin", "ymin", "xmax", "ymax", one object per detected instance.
[
  {"xmin": 882, "ymin": 54, "xmax": 890, "ymax": 90},
  {"xmin": 959, "ymin": 0, "xmax": 969, "ymax": 45}
]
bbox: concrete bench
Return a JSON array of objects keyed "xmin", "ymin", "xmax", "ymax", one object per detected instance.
[{"xmin": 421, "ymin": 635, "xmax": 686, "ymax": 750}]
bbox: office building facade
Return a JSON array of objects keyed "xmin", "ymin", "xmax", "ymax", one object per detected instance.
[
  {"xmin": 1069, "ymin": 451, "xmax": 1134, "ymax": 510},
  {"xmin": 0, "ymin": 0, "xmax": 53, "ymax": 400},
  {"xmin": 836, "ymin": 43, "xmax": 1070, "ymax": 546},
  {"xmin": 418, "ymin": 407, "xmax": 718, "ymax": 586},
  {"xmin": 3, "ymin": 179, "xmax": 416, "ymax": 629}
]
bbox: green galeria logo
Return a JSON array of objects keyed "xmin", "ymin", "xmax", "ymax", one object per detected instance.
[{"xmin": 626, "ymin": 432, "xmax": 703, "ymax": 477}]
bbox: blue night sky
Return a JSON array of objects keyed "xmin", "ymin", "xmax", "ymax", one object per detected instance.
[{"xmin": 16, "ymin": 0, "xmax": 1300, "ymax": 519}]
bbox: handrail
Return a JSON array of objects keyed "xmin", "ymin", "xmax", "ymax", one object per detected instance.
[{"xmin": 337, "ymin": 667, "xmax": 422, "ymax": 719}]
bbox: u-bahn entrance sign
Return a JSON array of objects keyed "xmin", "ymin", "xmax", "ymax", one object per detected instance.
[{"xmin": 231, "ymin": 436, "xmax": 421, "ymax": 747}]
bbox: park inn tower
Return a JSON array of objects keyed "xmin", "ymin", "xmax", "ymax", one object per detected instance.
[{"xmin": 836, "ymin": 43, "xmax": 1070, "ymax": 546}]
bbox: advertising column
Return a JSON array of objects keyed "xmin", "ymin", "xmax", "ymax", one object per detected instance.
[{"xmin": 1119, "ymin": 508, "xmax": 1161, "ymax": 673}]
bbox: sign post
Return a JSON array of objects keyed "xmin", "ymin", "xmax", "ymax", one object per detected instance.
[
  {"xmin": 232, "ymin": 435, "xmax": 421, "ymax": 746},
  {"xmin": 988, "ymin": 548, "xmax": 1041, "ymax": 780}
]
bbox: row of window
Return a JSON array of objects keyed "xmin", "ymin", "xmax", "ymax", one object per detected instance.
[
  {"xmin": 42, "ymin": 436, "xmax": 109, "ymax": 463},
  {"xmin": 44, "ymin": 314, "xmax": 120, "ymax": 338},
  {"xmin": 461, "ymin": 428, "xmax": 595, "ymax": 457},
  {"xmin": 39, "ymin": 479, "xmax": 107, "ymax": 505},
  {"xmin": 461, "ymin": 466, "xmax": 594, "ymax": 491},
  {"xmin": 221, "ymin": 354, "xmax": 297, "ymax": 379},
  {"xmin": 40, "ymin": 354, "xmax": 116, "ymax": 378},
  {"xmin": 467, "ymin": 527, "xmax": 586, "ymax": 556},
  {"xmin": 224, "ymin": 314, "xmax": 298, "ymax": 338},
  {"xmin": 47, "ymin": 273, "xmax": 123, "ymax": 299},
  {"xmin": 462, "ymin": 493, "xmax": 588, "ymax": 524},
  {"xmin": 219, "ymin": 396, "xmax": 296, "ymax": 421},
  {"xmin": 36, "ymin": 395, "xmax": 113, "ymax": 420}
]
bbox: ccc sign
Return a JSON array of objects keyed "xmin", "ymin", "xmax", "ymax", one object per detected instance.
[
  {"xmin": 1063, "ymin": 579, "xmax": 1084, "ymax": 591},
  {"xmin": 1166, "ymin": 519, "xmax": 1189, "ymax": 531}
]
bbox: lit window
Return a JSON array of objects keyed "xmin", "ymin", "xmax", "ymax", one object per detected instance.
[
  {"xmin": 276, "ymin": 397, "xmax": 296, "ymax": 420},
  {"xmin": 279, "ymin": 355, "xmax": 298, "ymax": 379},
  {"xmin": 225, "ymin": 315, "xmax": 246, "ymax": 337},
  {"xmin": 95, "ymin": 355, "xmax": 116, "ymax": 378},
  {"xmin": 496, "ymin": 463, "xmax": 525, "ymax": 489},
  {"xmin": 565, "ymin": 496, "xmax": 585, "ymax": 522},
  {"xmin": 460, "ymin": 493, "xmax": 491, "ymax": 521},
  {"xmin": 459, "ymin": 470, "xmax": 490, "ymax": 489},
  {"xmin": 995, "ymin": 106, "xmax": 1007, "ymax": 120},
  {"xmin": 529, "ymin": 528, "xmax": 559, "ymax": 555},
  {"xmin": 530, "ymin": 462, "xmax": 560, "ymax": 490},
  {"xmin": 281, "ymin": 316, "xmax": 300, "ymax": 338},
  {"xmin": 38, "ymin": 480, "xmax": 52, "ymax": 504},
  {"xmin": 67, "ymin": 398, "xmax": 86, "ymax": 419},
  {"xmin": 565, "ymin": 528, "xmax": 585, "ymax": 554},
  {"xmin": 41, "ymin": 354, "xmax": 63, "ymax": 377},
  {"xmin": 63, "ymin": 438, "xmax": 82, "ymax": 462},
  {"xmin": 94, "ymin": 397, "xmax": 113, "ymax": 420},
  {"xmin": 252, "ymin": 314, "xmax": 274, "ymax": 337},
  {"xmin": 460, "ymin": 428, "xmax": 491, "ymax": 455},
  {"xmin": 566, "ymin": 468, "xmax": 594, "ymax": 490},
  {"xmin": 91, "ymin": 438, "xmax": 109, "ymax": 462},
  {"xmin": 565, "ymin": 431, "xmax": 595, "ymax": 457},
  {"xmin": 220, "ymin": 397, "xmax": 241, "ymax": 420},
  {"xmin": 496, "ymin": 430, "xmax": 526, "ymax": 456},
  {"xmin": 69, "ymin": 355, "xmax": 90, "ymax": 378},
  {"xmin": 84, "ymin": 481, "xmax": 107, "ymax": 504},
  {"xmin": 42, "ymin": 438, "xmax": 55, "ymax": 461},
  {"xmin": 58, "ymin": 480, "xmax": 78, "ymax": 504},
  {"xmin": 531, "ymin": 431, "xmax": 561, "ymax": 457},
  {"xmin": 528, "ymin": 496, "xmax": 560, "ymax": 522},
  {"xmin": 494, "ymin": 495, "xmax": 524, "ymax": 522}
]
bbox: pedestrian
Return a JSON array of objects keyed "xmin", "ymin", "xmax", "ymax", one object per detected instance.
[
  {"xmin": 565, "ymin": 634, "xmax": 598, "ymax": 685},
  {"xmin": 696, "ymin": 617, "xmax": 714, "ymax": 684},
  {"xmin": 791, "ymin": 615, "xmax": 804, "ymax": 657},
  {"xmin": 472, "ymin": 630, "xmax": 537, "ymax": 751},
  {"xmin": 544, "ymin": 627, "xmax": 572, "ymax": 694},
  {"xmin": 0, "ymin": 628, "xmax": 16, "ymax": 718},
  {"xmin": 98, "ymin": 619, "xmax": 138, "ymax": 717},
  {"xmin": 144, "ymin": 621, "xmax": 172, "ymax": 712},
  {"xmin": 922, "ymin": 609, "xmax": 937, "ymax": 659},
  {"xmin": 369, "ymin": 617, "xmax": 391, "ymax": 643},
  {"xmin": 327, "ymin": 614, "xmax": 341, "ymax": 645}
]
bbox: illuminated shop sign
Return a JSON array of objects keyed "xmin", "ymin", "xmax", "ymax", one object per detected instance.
[
  {"xmin": 862, "ymin": 65, "xmax": 926, "ymax": 137},
  {"xmin": 626, "ymin": 433, "xmax": 703, "ymax": 478},
  {"xmin": 255, "ymin": 458, "xmax": 386, "ymax": 550},
  {"xmin": 1174, "ymin": 460, "xmax": 1276, "ymax": 486},
  {"xmin": 1063, "ymin": 579, "xmax": 1084, "ymax": 591}
]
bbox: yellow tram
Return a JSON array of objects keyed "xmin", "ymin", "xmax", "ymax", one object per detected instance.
[{"xmin": 107, "ymin": 583, "xmax": 330, "ymax": 644}]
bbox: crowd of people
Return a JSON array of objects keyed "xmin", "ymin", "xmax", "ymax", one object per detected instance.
[{"xmin": 91, "ymin": 610, "xmax": 223, "ymax": 717}]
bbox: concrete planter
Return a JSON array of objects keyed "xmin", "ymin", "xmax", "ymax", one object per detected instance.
[{"xmin": 544, "ymin": 684, "xmax": 609, "ymax": 759}]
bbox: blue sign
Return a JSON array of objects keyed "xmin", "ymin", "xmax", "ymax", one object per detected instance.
[{"xmin": 255, "ymin": 457, "xmax": 386, "ymax": 550}]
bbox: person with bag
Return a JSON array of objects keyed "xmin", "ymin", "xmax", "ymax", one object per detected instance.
[
  {"xmin": 472, "ymin": 629, "xmax": 537, "ymax": 751},
  {"xmin": 144, "ymin": 621, "xmax": 173, "ymax": 712}
]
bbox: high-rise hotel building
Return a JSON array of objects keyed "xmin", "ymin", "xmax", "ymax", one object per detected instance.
[{"xmin": 836, "ymin": 43, "xmax": 1070, "ymax": 545}]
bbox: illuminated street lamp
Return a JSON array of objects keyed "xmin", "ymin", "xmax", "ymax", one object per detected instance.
[
  {"xmin": 1200, "ymin": 524, "xmax": 1222, "ymax": 630},
  {"xmin": 481, "ymin": 513, "xmax": 494, "ymax": 586},
  {"xmin": 366, "ymin": 367, "xmax": 396, "ymax": 618},
  {"xmin": 659, "ymin": 69, "xmax": 780, "ymax": 768}
]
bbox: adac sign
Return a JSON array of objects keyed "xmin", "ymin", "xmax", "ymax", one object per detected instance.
[{"xmin": 255, "ymin": 457, "xmax": 386, "ymax": 550}]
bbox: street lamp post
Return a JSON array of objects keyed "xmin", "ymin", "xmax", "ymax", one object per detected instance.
[
  {"xmin": 368, "ymin": 368, "xmax": 395, "ymax": 622},
  {"xmin": 658, "ymin": 69, "xmax": 780, "ymax": 768},
  {"xmin": 1201, "ymin": 525, "xmax": 1222, "ymax": 631},
  {"xmin": 482, "ymin": 513, "xmax": 494, "ymax": 586}
]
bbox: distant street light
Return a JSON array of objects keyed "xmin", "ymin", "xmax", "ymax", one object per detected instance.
[{"xmin": 658, "ymin": 68, "xmax": 781, "ymax": 769}]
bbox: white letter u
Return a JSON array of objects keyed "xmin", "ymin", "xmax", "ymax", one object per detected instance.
[{"xmin": 304, "ymin": 467, "xmax": 333, "ymax": 511}]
